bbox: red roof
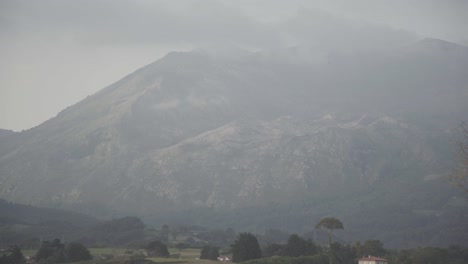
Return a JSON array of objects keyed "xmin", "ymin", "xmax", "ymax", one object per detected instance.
[{"xmin": 358, "ymin": 256, "xmax": 388, "ymax": 262}]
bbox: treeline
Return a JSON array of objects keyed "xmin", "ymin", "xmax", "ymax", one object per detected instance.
[
  {"xmin": 3, "ymin": 198, "xmax": 467, "ymax": 250},
  {"xmin": 4, "ymin": 233, "xmax": 468, "ymax": 264},
  {"xmin": 223, "ymin": 228, "xmax": 468, "ymax": 264},
  {"xmin": 3, "ymin": 207, "xmax": 467, "ymax": 264},
  {"xmin": 0, "ymin": 239, "xmax": 92, "ymax": 264},
  {"xmin": 241, "ymin": 233, "xmax": 468, "ymax": 264},
  {"xmin": 242, "ymin": 246, "xmax": 468, "ymax": 264},
  {"xmin": 2, "ymin": 212, "xmax": 239, "ymax": 250}
]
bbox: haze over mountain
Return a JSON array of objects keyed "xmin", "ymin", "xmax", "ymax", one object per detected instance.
[
  {"xmin": 2, "ymin": 0, "xmax": 468, "ymax": 131},
  {"xmin": 1, "ymin": 36, "xmax": 467, "ymax": 248}
]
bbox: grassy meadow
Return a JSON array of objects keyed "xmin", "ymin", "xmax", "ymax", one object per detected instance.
[{"xmin": 22, "ymin": 246, "xmax": 220, "ymax": 264}]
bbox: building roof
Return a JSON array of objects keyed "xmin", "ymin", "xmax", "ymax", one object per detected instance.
[{"xmin": 358, "ymin": 255, "xmax": 388, "ymax": 262}]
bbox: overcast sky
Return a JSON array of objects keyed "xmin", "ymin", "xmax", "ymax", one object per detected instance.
[{"xmin": 1, "ymin": 0, "xmax": 467, "ymax": 131}]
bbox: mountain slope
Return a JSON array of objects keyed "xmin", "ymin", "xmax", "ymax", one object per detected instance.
[{"xmin": 0, "ymin": 39, "xmax": 467, "ymax": 247}]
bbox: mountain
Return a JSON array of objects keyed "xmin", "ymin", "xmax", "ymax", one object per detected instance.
[{"xmin": 0, "ymin": 39, "xmax": 467, "ymax": 248}]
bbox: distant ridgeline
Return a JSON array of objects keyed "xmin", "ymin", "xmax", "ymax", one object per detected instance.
[
  {"xmin": 0, "ymin": 199, "xmax": 157, "ymax": 248},
  {"xmin": 0, "ymin": 199, "xmax": 98, "ymax": 247}
]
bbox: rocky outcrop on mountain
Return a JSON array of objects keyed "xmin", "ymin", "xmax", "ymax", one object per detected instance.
[{"xmin": 122, "ymin": 115, "xmax": 437, "ymax": 209}]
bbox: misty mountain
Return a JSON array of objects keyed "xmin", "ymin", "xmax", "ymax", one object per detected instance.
[{"xmin": 0, "ymin": 38, "xmax": 467, "ymax": 248}]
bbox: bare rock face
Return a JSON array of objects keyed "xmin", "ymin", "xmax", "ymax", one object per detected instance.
[{"xmin": 0, "ymin": 39, "xmax": 467, "ymax": 247}]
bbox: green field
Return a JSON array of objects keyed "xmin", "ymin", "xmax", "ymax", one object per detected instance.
[
  {"xmin": 20, "ymin": 249, "xmax": 37, "ymax": 257},
  {"xmin": 21, "ymin": 247, "xmax": 131, "ymax": 257},
  {"xmin": 82, "ymin": 247, "xmax": 216, "ymax": 264},
  {"xmin": 89, "ymin": 247, "xmax": 137, "ymax": 256},
  {"xmin": 168, "ymin": 248, "xmax": 201, "ymax": 258},
  {"xmin": 146, "ymin": 258, "xmax": 218, "ymax": 264},
  {"xmin": 22, "ymin": 247, "xmax": 210, "ymax": 263},
  {"xmin": 66, "ymin": 257, "xmax": 219, "ymax": 264}
]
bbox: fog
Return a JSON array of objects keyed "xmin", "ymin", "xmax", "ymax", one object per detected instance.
[{"xmin": 0, "ymin": 0, "xmax": 467, "ymax": 131}]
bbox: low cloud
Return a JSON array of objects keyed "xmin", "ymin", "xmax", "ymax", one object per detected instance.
[{"xmin": 0, "ymin": 0, "xmax": 466, "ymax": 130}]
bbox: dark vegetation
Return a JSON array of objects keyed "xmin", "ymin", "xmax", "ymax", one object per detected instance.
[
  {"xmin": 200, "ymin": 246, "xmax": 219, "ymax": 260},
  {"xmin": 0, "ymin": 199, "xmax": 98, "ymax": 248},
  {"xmin": 145, "ymin": 241, "xmax": 169, "ymax": 257},
  {"xmin": 145, "ymin": 178, "xmax": 467, "ymax": 249},
  {"xmin": 231, "ymin": 233, "xmax": 262, "ymax": 262},
  {"xmin": 239, "ymin": 233, "xmax": 468, "ymax": 264},
  {"xmin": 242, "ymin": 244, "xmax": 468, "ymax": 264},
  {"xmin": 34, "ymin": 239, "xmax": 92, "ymax": 263},
  {"xmin": 263, "ymin": 234, "xmax": 317, "ymax": 258},
  {"xmin": 91, "ymin": 217, "xmax": 146, "ymax": 247},
  {"xmin": 2, "ymin": 230, "xmax": 468, "ymax": 264},
  {"xmin": 315, "ymin": 217, "xmax": 344, "ymax": 264},
  {"xmin": 1, "ymin": 199, "xmax": 467, "ymax": 263},
  {"xmin": 0, "ymin": 239, "xmax": 92, "ymax": 264},
  {"xmin": 0, "ymin": 245, "xmax": 26, "ymax": 264}
]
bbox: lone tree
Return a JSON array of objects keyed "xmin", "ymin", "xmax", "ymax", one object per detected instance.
[
  {"xmin": 36, "ymin": 239, "xmax": 66, "ymax": 263},
  {"xmin": 145, "ymin": 240, "xmax": 170, "ymax": 258},
  {"xmin": 231, "ymin": 233, "xmax": 262, "ymax": 262},
  {"xmin": 64, "ymin": 242, "xmax": 92, "ymax": 262},
  {"xmin": 315, "ymin": 217, "xmax": 344, "ymax": 264},
  {"xmin": 450, "ymin": 123, "xmax": 468, "ymax": 193}
]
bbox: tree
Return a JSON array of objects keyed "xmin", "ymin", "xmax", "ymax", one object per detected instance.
[
  {"xmin": 64, "ymin": 242, "xmax": 92, "ymax": 262},
  {"xmin": 200, "ymin": 246, "xmax": 219, "ymax": 260},
  {"xmin": 315, "ymin": 217, "xmax": 344, "ymax": 264},
  {"xmin": 231, "ymin": 233, "xmax": 262, "ymax": 262},
  {"xmin": 330, "ymin": 242, "xmax": 356, "ymax": 264},
  {"xmin": 450, "ymin": 123, "xmax": 468, "ymax": 193},
  {"xmin": 354, "ymin": 240, "xmax": 386, "ymax": 258},
  {"xmin": 145, "ymin": 241, "xmax": 170, "ymax": 257},
  {"xmin": 36, "ymin": 239, "xmax": 66, "ymax": 264},
  {"xmin": 410, "ymin": 247, "xmax": 447, "ymax": 264},
  {"xmin": 284, "ymin": 234, "xmax": 308, "ymax": 257},
  {"xmin": 262, "ymin": 243, "xmax": 285, "ymax": 258}
]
